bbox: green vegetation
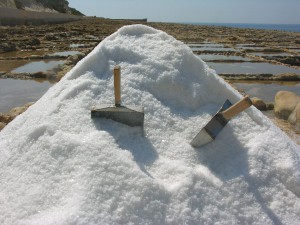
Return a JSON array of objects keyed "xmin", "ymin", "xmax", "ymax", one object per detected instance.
[
  {"xmin": 70, "ymin": 7, "xmax": 84, "ymax": 16},
  {"xmin": 36, "ymin": 0, "xmax": 68, "ymax": 13}
]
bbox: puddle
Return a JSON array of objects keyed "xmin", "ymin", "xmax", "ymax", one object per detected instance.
[
  {"xmin": 191, "ymin": 46, "xmax": 237, "ymax": 52},
  {"xmin": 49, "ymin": 51, "xmax": 81, "ymax": 57},
  {"xmin": 12, "ymin": 60, "xmax": 65, "ymax": 73},
  {"xmin": 0, "ymin": 50, "xmax": 47, "ymax": 58},
  {"xmin": 85, "ymin": 35, "xmax": 98, "ymax": 39},
  {"xmin": 70, "ymin": 43, "xmax": 85, "ymax": 48},
  {"xmin": 187, "ymin": 43, "xmax": 241, "ymax": 52},
  {"xmin": 188, "ymin": 43, "xmax": 224, "ymax": 48},
  {"xmin": 231, "ymin": 80, "xmax": 300, "ymax": 102},
  {"xmin": 250, "ymin": 53, "xmax": 292, "ymax": 57},
  {"xmin": 0, "ymin": 60, "xmax": 29, "ymax": 72},
  {"xmin": 207, "ymin": 62, "xmax": 300, "ymax": 75},
  {"xmin": 234, "ymin": 44, "xmax": 265, "ymax": 51},
  {"xmin": 235, "ymin": 46, "xmax": 265, "ymax": 50},
  {"xmin": 197, "ymin": 54, "xmax": 253, "ymax": 61},
  {"xmin": 0, "ymin": 78, "xmax": 53, "ymax": 113}
]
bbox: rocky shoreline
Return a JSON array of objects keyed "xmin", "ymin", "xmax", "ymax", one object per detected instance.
[{"xmin": 0, "ymin": 17, "xmax": 300, "ymax": 143}]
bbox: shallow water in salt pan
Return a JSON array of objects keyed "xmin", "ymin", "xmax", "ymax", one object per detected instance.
[
  {"xmin": 0, "ymin": 78, "xmax": 53, "ymax": 112},
  {"xmin": 207, "ymin": 62, "xmax": 300, "ymax": 75},
  {"xmin": 0, "ymin": 60, "xmax": 29, "ymax": 72},
  {"xmin": 70, "ymin": 43, "xmax": 86, "ymax": 48},
  {"xmin": 191, "ymin": 46, "xmax": 237, "ymax": 52},
  {"xmin": 0, "ymin": 50, "xmax": 47, "ymax": 58},
  {"xmin": 197, "ymin": 54, "xmax": 253, "ymax": 61},
  {"xmin": 232, "ymin": 81, "xmax": 300, "ymax": 102},
  {"xmin": 12, "ymin": 60, "xmax": 65, "ymax": 73},
  {"xmin": 250, "ymin": 53, "xmax": 293, "ymax": 57},
  {"xmin": 188, "ymin": 43, "xmax": 224, "ymax": 48},
  {"xmin": 49, "ymin": 51, "xmax": 81, "ymax": 57}
]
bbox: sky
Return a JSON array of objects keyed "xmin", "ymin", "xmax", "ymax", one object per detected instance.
[{"xmin": 68, "ymin": 0, "xmax": 300, "ymax": 24}]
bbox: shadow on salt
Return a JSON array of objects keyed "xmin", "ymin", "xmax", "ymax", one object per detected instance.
[
  {"xmin": 195, "ymin": 124, "xmax": 283, "ymax": 224},
  {"xmin": 92, "ymin": 118, "xmax": 157, "ymax": 178}
]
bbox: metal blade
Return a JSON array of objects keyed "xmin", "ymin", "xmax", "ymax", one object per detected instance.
[
  {"xmin": 91, "ymin": 104, "xmax": 144, "ymax": 127},
  {"xmin": 191, "ymin": 128, "xmax": 214, "ymax": 147},
  {"xmin": 191, "ymin": 100, "xmax": 232, "ymax": 147}
]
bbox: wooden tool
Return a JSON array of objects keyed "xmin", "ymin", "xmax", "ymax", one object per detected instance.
[
  {"xmin": 191, "ymin": 96, "xmax": 252, "ymax": 147},
  {"xmin": 91, "ymin": 65, "xmax": 144, "ymax": 127},
  {"xmin": 114, "ymin": 65, "xmax": 121, "ymax": 106}
]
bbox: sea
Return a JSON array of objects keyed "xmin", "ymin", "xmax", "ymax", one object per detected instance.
[{"xmin": 183, "ymin": 22, "xmax": 300, "ymax": 33}]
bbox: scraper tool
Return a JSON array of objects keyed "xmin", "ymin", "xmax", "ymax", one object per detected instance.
[
  {"xmin": 91, "ymin": 65, "xmax": 144, "ymax": 127},
  {"xmin": 191, "ymin": 95, "xmax": 252, "ymax": 147}
]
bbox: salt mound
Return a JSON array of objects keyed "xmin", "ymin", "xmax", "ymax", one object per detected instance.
[{"xmin": 1, "ymin": 25, "xmax": 300, "ymax": 224}]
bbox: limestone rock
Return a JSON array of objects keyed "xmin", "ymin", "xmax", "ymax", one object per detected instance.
[
  {"xmin": 0, "ymin": 122, "xmax": 5, "ymax": 131},
  {"xmin": 23, "ymin": 102, "xmax": 35, "ymax": 108},
  {"xmin": 266, "ymin": 103, "xmax": 274, "ymax": 110},
  {"xmin": 274, "ymin": 91, "xmax": 300, "ymax": 120},
  {"xmin": 288, "ymin": 103, "xmax": 300, "ymax": 130},
  {"xmin": 8, "ymin": 102, "xmax": 34, "ymax": 118},
  {"xmin": 27, "ymin": 38, "xmax": 40, "ymax": 46},
  {"xmin": 0, "ymin": 102, "xmax": 34, "ymax": 127},
  {"xmin": 0, "ymin": 42, "xmax": 17, "ymax": 53},
  {"xmin": 66, "ymin": 53, "xmax": 84, "ymax": 65},
  {"xmin": 0, "ymin": 113, "xmax": 12, "ymax": 124},
  {"xmin": 8, "ymin": 106, "xmax": 28, "ymax": 118},
  {"xmin": 251, "ymin": 97, "xmax": 267, "ymax": 111},
  {"xmin": 45, "ymin": 34, "xmax": 59, "ymax": 41}
]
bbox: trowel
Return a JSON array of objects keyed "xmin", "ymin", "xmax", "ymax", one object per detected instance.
[
  {"xmin": 91, "ymin": 65, "xmax": 144, "ymax": 127},
  {"xmin": 191, "ymin": 95, "xmax": 252, "ymax": 147}
]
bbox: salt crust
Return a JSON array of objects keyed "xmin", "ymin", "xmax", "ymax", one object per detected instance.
[{"xmin": 0, "ymin": 25, "xmax": 300, "ymax": 224}]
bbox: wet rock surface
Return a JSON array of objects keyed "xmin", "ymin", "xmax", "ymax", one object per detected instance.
[
  {"xmin": 263, "ymin": 55, "xmax": 300, "ymax": 67},
  {"xmin": 220, "ymin": 73, "xmax": 300, "ymax": 81},
  {"xmin": 0, "ymin": 42, "xmax": 17, "ymax": 53}
]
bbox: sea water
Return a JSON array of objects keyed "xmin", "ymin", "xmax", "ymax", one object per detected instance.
[{"xmin": 183, "ymin": 22, "xmax": 300, "ymax": 32}]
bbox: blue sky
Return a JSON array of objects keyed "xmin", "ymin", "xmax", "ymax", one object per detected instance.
[{"xmin": 68, "ymin": 0, "xmax": 300, "ymax": 24}]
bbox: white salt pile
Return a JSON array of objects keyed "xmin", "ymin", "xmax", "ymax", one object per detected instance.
[{"xmin": 1, "ymin": 25, "xmax": 300, "ymax": 224}]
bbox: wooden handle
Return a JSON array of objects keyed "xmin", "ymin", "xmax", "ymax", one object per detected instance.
[
  {"xmin": 220, "ymin": 95, "xmax": 252, "ymax": 120},
  {"xmin": 114, "ymin": 65, "xmax": 121, "ymax": 106}
]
